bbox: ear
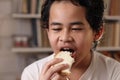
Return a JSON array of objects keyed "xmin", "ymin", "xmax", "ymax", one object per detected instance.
[{"xmin": 94, "ymin": 26, "xmax": 104, "ymax": 41}]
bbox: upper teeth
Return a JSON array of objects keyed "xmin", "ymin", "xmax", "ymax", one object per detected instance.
[{"xmin": 61, "ymin": 48, "xmax": 74, "ymax": 53}]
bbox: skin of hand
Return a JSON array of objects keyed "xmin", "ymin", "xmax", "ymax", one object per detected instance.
[{"xmin": 39, "ymin": 58, "xmax": 69, "ymax": 80}]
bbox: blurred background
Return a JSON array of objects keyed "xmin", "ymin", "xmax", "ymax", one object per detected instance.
[{"xmin": 0, "ymin": 0, "xmax": 119, "ymax": 80}]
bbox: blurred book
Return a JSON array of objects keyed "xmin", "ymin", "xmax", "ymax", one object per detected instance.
[
  {"xmin": 109, "ymin": 0, "xmax": 120, "ymax": 16},
  {"xmin": 99, "ymin": 51, "xmax": 120, "ymax": 62},
  {"xmin": 99, "ymin": 22, "xmax": 120, "ymax": 47}
]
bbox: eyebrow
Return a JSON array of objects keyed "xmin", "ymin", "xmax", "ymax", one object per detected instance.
[
  {"xmin": 50, "ymin": 21, "xmax": 84, "ymax": 26},
  {"xmin": 70, "ymin": 21, "xmax": 84, "ymax": 25},
  {"xmin": 50, "ymin": 22, "xmax": 62, "ymax": 26}
]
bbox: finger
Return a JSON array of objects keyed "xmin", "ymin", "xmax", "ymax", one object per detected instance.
[
  {"xmin": 45, "ymin": 63, "xmax": 69, "ymax": 79},
  {"xmin": 51, "ymin": 73, "xmax": 60, "ymax": 80},
  {"xmin": 41, "ymin": 58, "xmax": 63, "ymax": 75},
  {"xmin": 51, "ymin": 73, "xmax": 69, "ymax": 80},
  {"xmin": 50, "ymin": 73, "xmax": 58, "ymax": 80}
]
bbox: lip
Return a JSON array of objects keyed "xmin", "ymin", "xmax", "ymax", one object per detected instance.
[
  {"xmin": 71, "ymin": 51, "xmax": 76, "ymax": 58},
  {"xmin": 59, "ymin": 45, "xmax": 75, "ymax": 50}
]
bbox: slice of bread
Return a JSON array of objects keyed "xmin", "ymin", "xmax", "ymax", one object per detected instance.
[{"xmin": 54, "ymin": 51, "xmax": 75, "ymax": 76}]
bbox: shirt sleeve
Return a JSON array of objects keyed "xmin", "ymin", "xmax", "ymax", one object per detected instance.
[
  {"xmin": 21, "ymin": 55, "xmax": 53, "ymax": 80},
  {"xmin": 112, "ymin": 66, "xmax": 120, "ymax": 80},
  {"xmin": 110, "ymin": 61, "xmax": 120, "ymax": 80},
  {"xmin": 21, "ymin": 63, "xmax": 39, "ymax": 80}
]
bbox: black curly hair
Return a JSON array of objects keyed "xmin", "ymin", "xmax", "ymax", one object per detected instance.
[{"xmin": 40, "ymin": 0, "xmax": 104, "ymax": 33}]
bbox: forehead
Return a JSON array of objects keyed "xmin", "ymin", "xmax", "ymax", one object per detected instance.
[
  {"xmin": 50, "ymin": 1, "xmax": 86, "ymax": 13},
  {"xmin": 49, "ymin": 1, "xmax": 88, "ymax": 25}
]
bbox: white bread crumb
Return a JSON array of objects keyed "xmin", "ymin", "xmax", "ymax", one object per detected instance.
[{"xmin": 55, "ymin": 51, "xmax": 75, "ymax": 75}]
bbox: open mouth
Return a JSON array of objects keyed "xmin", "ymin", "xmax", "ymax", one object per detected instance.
[{"xmin": 60, "ymin": 48, "xmax": 74, "ymax": 53}]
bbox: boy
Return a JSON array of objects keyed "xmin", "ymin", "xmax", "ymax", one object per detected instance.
[{"xmin": 22, "ymin": 0, "xmax": 120, "ymax": 80}]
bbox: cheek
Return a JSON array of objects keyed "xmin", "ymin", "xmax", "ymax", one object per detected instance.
[
  {"xmin": 74, "ymin": 34, "xmax": 85, "ymax": 47},
  {"xmin": 75, "ymin": 33, "xmax": 94, "ymax": 48},
  {"xmin": 48, "ymin": 33, "xmax": 58, "ymax": 47}
]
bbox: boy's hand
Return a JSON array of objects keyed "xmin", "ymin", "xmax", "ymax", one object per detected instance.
[{"xmin": 39, "ymin": 58, "xmax": 69, "ymax": 80}]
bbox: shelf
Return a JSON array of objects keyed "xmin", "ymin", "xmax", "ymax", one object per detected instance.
[
  {"xmin": 12, "ymin": 14, "xmax": 120, "ymax": 21},
  {"xmin": 104, "ymin": 16, "xmax": 120, "ymax": 21},
  {"xmin": 12, "ymin": 47, "xmax": 53, "ymax": 53},
  {"xmin": 12, "ymin": 13, "xmax": 41, "ymax": 19},
  {"xmin": 96, "ymin": 47, "xmax": 120, "ymax": 51},
  {"xmin": 12, "ymin": 47, "xmax": 120, "ymax": 54}
]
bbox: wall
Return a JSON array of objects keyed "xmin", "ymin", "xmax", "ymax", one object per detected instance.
[
  {"xmin": 0, "ymin": 0, "xmax": 19, "ymax": 80},
  {"xmin": 0, "ymin": 1, "xmax": 49, "ymax": 80}
]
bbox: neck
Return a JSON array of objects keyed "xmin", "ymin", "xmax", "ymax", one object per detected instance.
[
  {"xmin": 68, "ymin": 52, "xmax": 93, "ymax": 80},
  {"xmin": 72, "ymin": 51, "xmax": 93, "ymax": 74}
]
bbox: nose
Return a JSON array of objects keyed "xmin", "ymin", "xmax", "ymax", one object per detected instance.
[{"xmin": 59, "ymin": 31, "xmax": 73, "ymax": 43}]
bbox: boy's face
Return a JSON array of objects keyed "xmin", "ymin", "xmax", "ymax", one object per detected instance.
[{"xmin": 47, "ymin": 1, "xmax": 96, "ymax": 63}]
